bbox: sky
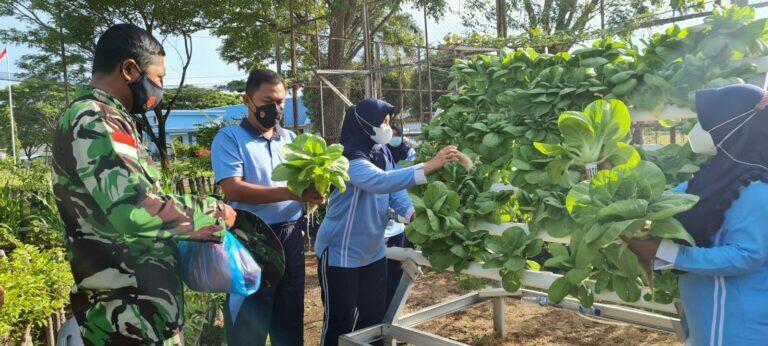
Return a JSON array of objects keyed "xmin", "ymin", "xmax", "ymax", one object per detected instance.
[
  {"xmin": 0, "ymin": 0, "xmax": 465, "ymax": 88},
  {"xmin": 1, "ymin": 0, "xmax": 766, "ymax": 88}
]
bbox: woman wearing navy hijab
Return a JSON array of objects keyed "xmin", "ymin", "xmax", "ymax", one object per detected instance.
[
  {"xmin": 314, "ymin": 98, "xmax": 458, "ymax": 346},
  {"xmin": 627, "ymin": 84, "xmax": 768, "ymax": 345}
]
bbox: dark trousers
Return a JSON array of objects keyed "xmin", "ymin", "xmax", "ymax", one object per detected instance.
[
  {"xmin": 318, "ymin": 251, "xmax": 387, "ymax": 346},
  {"xmin": 385, "ymin": 233, "xmax": 413, "ymax": 307},
  {"xmin": 224, "ymin": 221, "xmax": 305, "ymax": 346}
]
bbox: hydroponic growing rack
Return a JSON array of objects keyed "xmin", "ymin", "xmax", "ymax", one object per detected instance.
[{"xmin": 337, "ymin": 82, "xmax": 768, "ymax": 344}]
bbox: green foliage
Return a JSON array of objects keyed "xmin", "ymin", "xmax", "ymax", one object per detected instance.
[
  {"xmin": 171, "ymin": 86, "xmax": 241, "ymax": 110},
  {"xmin": 548, "ymin": 160, "xmax": 699, "ymax": 306},
  {"xmin": 405, "ymin": 181, "xmax": 496, "ymax": 273},
  {"xmin": 640, "ymin": 143, "xmax": 710, "ymax": 187},
  {"xmin": 195, "ymin": 119, "xmax": 238, "ymax": 150},
  {"xmin": 632, "ymin": 6, "xmax": 768, "ymax": 112},
  {"xmin": 182, "ymin": 290, "xmax": 226, "ymax": 345},
  {"xmin": 271, "ymin": 133, "xmax": 350, "ymax": 198},
  {"xmin": 482, "ymin": 227, "xmax": 543, "ymax": 292},
  {"xmin": 0, "ymin": 160, "xmax": 65, "ymax": 251},
  {"xmin": 0, "ymin": 245, "xmax": 73, "ymax": 341},
  {"xmin": 0, "ymin": 79, "xmax": 67, "ymax": 157},
  {"xmin": 458, "ymin": 0, "xmax": 707, "ymax": 51},
  {"xmin": 534, "ymin": 99, "xmax": 638, "ymax": 187},
  {"xmin": 407, "ymin": 6, "xmax": 767, "ymax": 309}
]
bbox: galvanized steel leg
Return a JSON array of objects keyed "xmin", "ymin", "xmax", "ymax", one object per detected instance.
[
  {"xmin": 383, "ymin": 259, "xmax": 422, "ymax": 324},
  {"xmin": 492, "ymin": 283, "xmax": 506, "ymax": 337}
]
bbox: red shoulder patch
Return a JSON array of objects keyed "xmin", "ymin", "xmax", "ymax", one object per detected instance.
[{"xmin": 111, "ymin": 131, "xmax": 137, "ymax": 148}]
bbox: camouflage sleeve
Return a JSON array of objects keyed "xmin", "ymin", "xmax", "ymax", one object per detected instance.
[{"xmin": 69, "ymin": 103, "xmax": 226, "ymax": 242}]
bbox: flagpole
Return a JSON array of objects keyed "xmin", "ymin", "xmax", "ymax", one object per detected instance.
[{"xmin": 5, "ymin": 48, "xmax": 16, "ymax": 164}]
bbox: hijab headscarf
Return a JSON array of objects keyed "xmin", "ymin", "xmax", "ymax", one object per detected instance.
[
  {"xmin": 387, "ymin": 125, "xmax": 412, "ymax": 163},
  {"xmin": 340, "ymin": 98, "xmax": 395, "ymax": 170},
  {"xmin": 676, "ymin": 84, "xmax": 768, "ymax": 247}
]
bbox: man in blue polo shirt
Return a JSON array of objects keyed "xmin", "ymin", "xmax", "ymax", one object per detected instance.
[{"xmin": 211, "ymin": 69, "xmax": 323, "ymax": 345}]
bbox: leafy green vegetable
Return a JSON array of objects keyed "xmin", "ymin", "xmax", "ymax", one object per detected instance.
[
  {"xmin": 271, "ymin": 134, "xmax": 350, "ymax": 209},
  {"xmin": 534, "ymin": 99, "xmax": 636, "ymax": 185},
  {"xmin": 640, "ymin": 143, "xmax": 710, "ymax": 187},
  {"xmin": 272, "ymin": 133, "xmax": 349, "ymax": 219},
  {"xmin": 482, "ymin": 226, "xmax": 543, "ymax": 292},
  {"xmin": 404, "ymin": 6, "xmax": 763, "ymax": 309},
  {"xmin": 550, "ymin": 160, "xmax": 699, "ymax": 306}
]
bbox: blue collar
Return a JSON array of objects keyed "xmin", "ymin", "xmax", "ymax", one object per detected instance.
[{"xmin": 240, "ymin": 119, "xmax": 284, "ymax": 141}]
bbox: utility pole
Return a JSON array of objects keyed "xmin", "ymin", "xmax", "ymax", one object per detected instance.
[
  {"xmin": 496, "ymin": 0, "xmax": 507, "ymax": 38},
  {"xmin": 57, "ymin": 2, "xmax": 69, "ymax": 104},
  {"xmin": 362, "ymin": 1, "xmax": 373, "ymax": 98},
  {"xmin": 417, "ymin": 47, "xmax": 424, "ymax": 124},
  {"xmin": 423, "ymin": 6, "xmax": 433, "ymax": 121},
  {"xmin": 276, "ymin": 31, "xmax": 282, "ymax": 76},
  {"xmin": 600, "ymin": 0, "xmax": 605, "ymax": 38},
  {"xmin": 289, "ymin": 0, "xmax": 300, "ymax": 131},
  {"xmin": 315, "ymin": 20, "xmax": 325, "ymax": 137},
  {"xmin": 5, "ymin": 48, "xmax": 17, "ymax": 164}
]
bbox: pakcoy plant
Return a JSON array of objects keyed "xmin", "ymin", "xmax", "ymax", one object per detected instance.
[
  {"xmin": 271, "ymin": 133, "xmax": 350, "ymax": 216},
  {"xmin": 533, "ymin": 99, "xmax": 638, "ymax": 187},
  {"xmin": 545, "ymin": 160, "xmax": 699, "ymax": 306}
]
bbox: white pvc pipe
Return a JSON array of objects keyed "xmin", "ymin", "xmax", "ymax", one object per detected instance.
[
  {"xmin": 386, "ymin": 247, "xmax": 678, "ymax": 314},
  {"xmin": 469, "ymin": 221, "xmax": 570, "ymax": 244},
  {"xmin": 631, "ymin": 104, "xmax": 697, "ymax": 123}
]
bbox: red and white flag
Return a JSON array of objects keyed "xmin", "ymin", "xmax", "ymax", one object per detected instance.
[
  {"xmin": 111, "ymin": 131, "xmax": 139, "ymax": 159},
  {"xmin": 0, "ymin": 48, "xmax": 7, "ymax": 62}
]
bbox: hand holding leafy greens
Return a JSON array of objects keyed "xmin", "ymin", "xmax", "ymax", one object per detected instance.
[{"xmin": 271, "ymin": 133, "xmax": 350, "ymax": 215}]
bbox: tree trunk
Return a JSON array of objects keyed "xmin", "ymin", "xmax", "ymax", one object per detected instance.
[
  {"xmin": 53, "ymin": 312, "xmax": 61, "ymax": 334},
  {"xmin": 322, "ymin": 1, "xmax": 352, "ymax": 143},
  {"xmin": 47, "ymin": 314, "xmax": 55, "ymax": 346},
  {"xmin": 154, "ymin": 107, "xmax": 170, "ymax": 172},
  {"xmin": 22, "ymin": 323, "xmax": 33, "ymax": 346}
]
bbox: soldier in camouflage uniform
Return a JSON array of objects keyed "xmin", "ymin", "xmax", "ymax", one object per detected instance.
[{"xmin": 51, "ymin": 24, "xmax": 236, "ymax": 345}]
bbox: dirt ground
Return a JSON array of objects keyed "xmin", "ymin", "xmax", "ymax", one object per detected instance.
[{"xmin": 302, "ymin": 253, "xmax": 681, "ymax": 346}]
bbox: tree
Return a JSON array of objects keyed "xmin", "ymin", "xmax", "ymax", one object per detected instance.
[
  {"xmin": 218, "ymin": 79, "xmax": 247, "ymax": 93},
  {"xmin": 206, "ymin": 0, "xmax": 449, "ymax": 142},
  {"xmin": 1, "ymin": 0, "xmax": 217, "ymax": 171},
  {"xmin": 460, "ymin": 0, "xmax": 706, "ymax": 51},
  {"xmin": 0, "ymin": 79, "xmax": 66, "ymax": 159},
  {"xmin": 171, "ymin": 85, "xmax": 241, "ymax": 110}
]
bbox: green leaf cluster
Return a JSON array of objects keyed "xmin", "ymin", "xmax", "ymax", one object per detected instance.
[
  {"xmin": 639, "ymin": 143, "xmax": 710, "ymax": 187},
  {"xmin": 0, "ymin": 245, "xmax": 73, "ymax": 341},
  {"xmin": 482, "ymin": 227, "xmax": 543, "ymax": 292},
  {"xmin": 632, "ymin": 6, "xmax": 768, "ymax": 111},
  {"xmin": 405, "ymin": 6, "xmax": 763, "ymax": 306},
  {"xmin": 271, "ymin": 134, "xmax": 350, "ymax": 198},
  {"xmin": 548, "ymin": 160, "xmax": 699, "ymax": 306},
  {"xmin": 534, "ymin": 99, "xmax": 637, "ymax": 187}
]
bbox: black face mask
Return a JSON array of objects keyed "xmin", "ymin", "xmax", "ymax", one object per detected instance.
[
  {"xmin": 128, "ymin": 70, "xmax": 164, "ymax": 114},
  {"xmin": 251, "ymin": 102, "xmax": 284, "ymax": 129}
]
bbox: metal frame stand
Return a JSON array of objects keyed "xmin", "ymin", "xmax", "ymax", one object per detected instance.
[{"xmin": 340, "ymin": 252, "xmax": 688, "ymax": 346}]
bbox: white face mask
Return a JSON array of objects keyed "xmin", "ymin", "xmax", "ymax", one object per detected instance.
[
  {"xmin": 371, "ymin": 125, "xmax": 393, "ymax": 145},
  {"xmin": 355, "ymin": 108, "xmax": 393, "ymax": 145},
  {"xmin": 389, "ymin": 136, "xmax": 403, "ymax": 147},
  {"xmin": 688, "ymin": 122, "xmax": 717, "ymax": 155},
  {"xmin": 689, "ymin": 107, "xmax": 768, "ymax": 172}
]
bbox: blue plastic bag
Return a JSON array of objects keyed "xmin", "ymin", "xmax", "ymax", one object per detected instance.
[{"xmin": 178, "ymin": 231, "xmax": 261, "ymax": 322}]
